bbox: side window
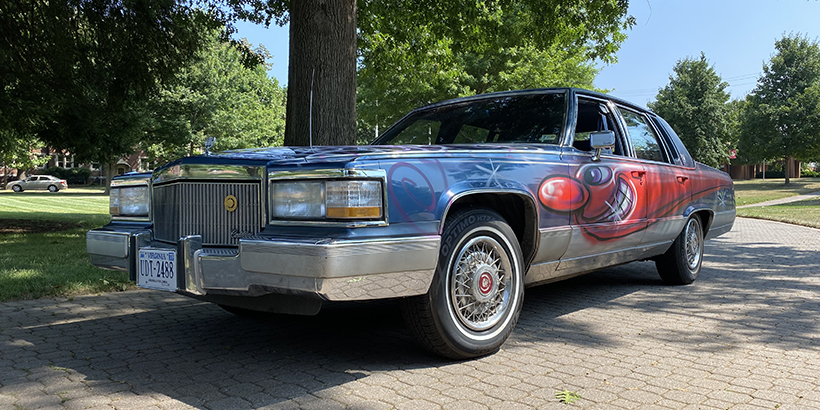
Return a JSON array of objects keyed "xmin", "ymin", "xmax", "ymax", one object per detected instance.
[
  {"xmin": 617, "ymin": 108, "xmax": 668, "ymax": 163},
  {"xmin": 453, "ymin": 124, "xmax": 490, "ymax": 144},
  {"xmin": 387, "ymin": 120, "xmax": 440, "ymax": 145},
  {"xmin": 574, "ymin": 98, "xmax": 623, "ymax": 155}
]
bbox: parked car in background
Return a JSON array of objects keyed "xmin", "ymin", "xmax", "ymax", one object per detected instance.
[
  {"xmin": 87, "ymin": 88, "xmax": 735, "ymax": 359},
  {"xmin": 7, "ymin": 175, "xmax": 68, "ymax": 192}
]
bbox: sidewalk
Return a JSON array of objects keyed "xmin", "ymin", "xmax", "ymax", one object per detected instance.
[{"xmin": 736, "ymin": 190, "xmax": 820, "ymax": 208}]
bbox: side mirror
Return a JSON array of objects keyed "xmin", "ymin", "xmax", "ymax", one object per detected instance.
[{"xmin": 589, "ymin": 131, "xmax": 615, "ymax": 162}]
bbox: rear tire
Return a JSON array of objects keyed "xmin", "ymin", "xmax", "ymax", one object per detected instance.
[
  {"xmin": 11, "ymin": 185, "xmax": 22, "ymax": 192},
  {"xmin": 48, "ymin": 185, "xmax": 58, "ymax": 192},
  {"xmin": 655, "ymin": 214, "xmax": 704, "ymax": 285},
  {"xmin": 401, "ymin": 208, "xmax": 524, "ymax": 359}
]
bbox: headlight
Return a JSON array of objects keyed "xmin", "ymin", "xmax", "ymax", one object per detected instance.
[
  {"xmin": 271, "ymin": 180, "xmax": 383, "ymax": 220},
  {"xmin": 110, "ymin": 186, "xmax": 150, "ymax": 217},
  {"xmin": 271, "ymin": 181, "xmax": 325, "ymax": 218}
]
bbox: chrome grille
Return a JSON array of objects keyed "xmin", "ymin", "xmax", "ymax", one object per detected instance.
[{"xmin": 153, "ymin": 182, "xmax": 263, "ymax": 246}]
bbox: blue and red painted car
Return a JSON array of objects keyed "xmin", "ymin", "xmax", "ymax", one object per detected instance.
[{"xmin": 87, "ymin": 88, "xmax": 735, "ymax": 358}]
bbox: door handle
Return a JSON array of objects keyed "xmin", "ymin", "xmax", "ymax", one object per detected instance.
[
  {"xmin": 631, "ymin": 170, "xmax": 646, "ymax": 178},
  {"xmin": 677, "ymin": 176, "xmax": 689, "ymax": 183}
]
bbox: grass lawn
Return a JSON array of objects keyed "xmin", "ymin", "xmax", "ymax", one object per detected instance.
[
  {"xmin": 0, "ymin": 189, "xmax": 132, "ymax": 302},
  {"xmin": 733, "ymin": 177, "xmax": 820, "ymax": 206},
  {"xmin": 738, "ymin": 198, "xmax": 820, "ymax": 229}
]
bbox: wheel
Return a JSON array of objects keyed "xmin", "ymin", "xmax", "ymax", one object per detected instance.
[
  {"xmin": 11, "ymin": 185, "xmax": 22, "ymax": 192},
  {"xmin": 401, "ymin": 208, "xmax": 524, "ymax": 359},
  {"xmin": 655, "ymin": 214, "xmax": 704, "ymax": 285},
  {"xmin": 48, "ymin": 185, "xmax": 58, "ymax": 192}
]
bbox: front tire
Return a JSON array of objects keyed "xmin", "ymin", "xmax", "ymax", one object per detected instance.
[
  {"xmin": 655, "ymin": 214, "xmax": 704, "ymax": 285},
  {"xmin": 11, "ymin": 185, "xmax": 22, "ymax": 192},
  {"xmin": 401, "ymin": 208, "xmax": 524, "ymax": 359}
]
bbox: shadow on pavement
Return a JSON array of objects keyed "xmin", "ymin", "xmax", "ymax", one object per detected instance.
[{"xmin": 1, "ymin": 221, "xmax": 818, "ymax": 408}]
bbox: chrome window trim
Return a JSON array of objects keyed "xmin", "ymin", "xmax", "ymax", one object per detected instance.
[
  {"xmin": 267, "ymin": 168, "xmax": 389, "ymax": 227},
  {"xmin": 153, "ymin": 164, "xmax": 265, "ymax": 184}
]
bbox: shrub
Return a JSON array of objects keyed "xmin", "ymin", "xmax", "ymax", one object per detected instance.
[{"xmin": 38, "ymin": 167, "xmax": 92, "ymax": 185}]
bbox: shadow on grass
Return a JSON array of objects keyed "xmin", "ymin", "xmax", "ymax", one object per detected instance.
[{"xmin": 0, "ymin": 227, "xmax": 129, "ymax": 301}]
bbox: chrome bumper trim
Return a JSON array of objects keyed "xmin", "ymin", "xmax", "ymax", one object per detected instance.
[
  {"xmin": 87, "ymin": 229, "xmax": 440, "ymax": 301},
  {"xmin": 239, "ymin": 236, "xmax": 440, "ymax": 278}
]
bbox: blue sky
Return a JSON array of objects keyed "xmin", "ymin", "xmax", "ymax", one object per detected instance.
[{"xmin": 233, "ymin": 0, "xmax": 820, "ymax": 108}]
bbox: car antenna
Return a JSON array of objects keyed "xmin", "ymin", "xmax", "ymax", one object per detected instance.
[{"xmin": 309, "ymin": 67, "xmax": 315, "ymax": 148}]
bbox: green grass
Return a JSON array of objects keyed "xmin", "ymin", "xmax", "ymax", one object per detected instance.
[
  {"xmin": 732, "ymin": 178, "xmax": 820, "ymax": 206},
  {"xmin": 738, "ymin": 198, "xmax": 820, "ymax": 229},
  {"xmin": 0, "ymin": 190, "xmax": 132, "ymax": 302}
]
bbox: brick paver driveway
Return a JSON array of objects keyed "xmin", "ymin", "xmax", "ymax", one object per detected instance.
[{"xmin": 2, "ymin": 217, "xmax": 819, "ymax": 410}]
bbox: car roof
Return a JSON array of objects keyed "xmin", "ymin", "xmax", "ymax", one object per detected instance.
[{"xmin": 408, "ymin": 88, "xmax": 651, "ymax": 115}]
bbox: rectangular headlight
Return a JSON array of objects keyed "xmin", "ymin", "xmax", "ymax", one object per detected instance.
[
  {"xmin": 110, "ymin": 186, "xmax": 150, "ymax": 217},
  {"xmin": 271, "ymin": 181, "xmax": 325, "ymax": 218},
  {"xmin": 270, "ymin": 179, "xmax": 383, "ymax": 220}
]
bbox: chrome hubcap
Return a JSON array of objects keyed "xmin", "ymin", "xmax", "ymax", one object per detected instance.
[
  {"xmin": 685, "ymin": 219, "xmax": 702, "ymax": 270},
  {"xmin": 450, "ymin": 236, "xmax": 513, "ymax": 331}
]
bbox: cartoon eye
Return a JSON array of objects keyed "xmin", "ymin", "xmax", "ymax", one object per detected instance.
[{"xmin": 583, "ymin": 166, "xmax": 613, "ymax": 186}]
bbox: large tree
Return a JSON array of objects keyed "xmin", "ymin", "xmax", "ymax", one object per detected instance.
[
  {"xmin": 648, "ymin": 53, "xmax": 731, "ymax": 168},
  {"xmin": 145, "ymin": 32, "xmax": 286, "ymax": 164},
  {"xmin": 739, "ymin": 34, "xmax": 820, "ymax": 184},
  {"xmin": 274, "ymin": 0, "xmax": 634, "ymax": 146}
]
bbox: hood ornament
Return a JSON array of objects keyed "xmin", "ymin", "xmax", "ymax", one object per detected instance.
[{"xmin": 204, "ymin": 136, "xmax": 216, "ymax": 156}]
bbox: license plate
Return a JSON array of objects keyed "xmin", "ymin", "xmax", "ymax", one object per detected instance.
[{"xmin": 138, "ymin": 248, "xmax": 177, "ymax": 291}]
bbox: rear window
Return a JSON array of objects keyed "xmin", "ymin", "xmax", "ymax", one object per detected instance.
[{"xmin": 375, "ymin": 93, "xmax": 566, "ymax": 145}]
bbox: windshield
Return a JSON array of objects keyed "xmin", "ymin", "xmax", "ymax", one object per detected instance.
[{"xmin": 374, "ymin": 92, "xmax": 566, "ymax": 146}]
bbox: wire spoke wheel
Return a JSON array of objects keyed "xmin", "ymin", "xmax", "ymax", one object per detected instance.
[
  {"xmin": 449, "ymin": 236, "xmax": 514, "ymax": 331},
  {"xmin": 401, "ymin": 208, "xmax": 524, "ymax": 359},
  {"xmin": 684, "ymin": 218, "xmax": 703, "ymax": 270}
]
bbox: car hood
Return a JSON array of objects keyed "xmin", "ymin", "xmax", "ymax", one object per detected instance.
[{"xmin": 209, "ymin": 144, "xmax": 564, "ymax": 164}]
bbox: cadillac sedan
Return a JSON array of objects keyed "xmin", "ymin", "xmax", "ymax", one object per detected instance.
[{"xmin": 87, "ymin": 88, "xmax": 735, "ymax": 359}]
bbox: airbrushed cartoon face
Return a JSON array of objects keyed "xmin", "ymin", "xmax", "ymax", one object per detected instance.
[{"xmin": 538, "ymin": 164, "xmax": 643, "ymax": 241}]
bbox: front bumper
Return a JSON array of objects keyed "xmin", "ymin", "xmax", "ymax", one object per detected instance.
[{"xmin": 87, "ymin": 228, "xmax": 440, "ymax": 302}]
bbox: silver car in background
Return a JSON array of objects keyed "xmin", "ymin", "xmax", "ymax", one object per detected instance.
[{"xmin": 7, "ymin": 175, "xmax": 68, "ymax": 192}]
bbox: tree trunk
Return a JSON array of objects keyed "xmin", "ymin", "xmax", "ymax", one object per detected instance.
[
  {"xmin": 784, "ymin": 156, "xmax": 792, "ymax": 185},
  {"xmin": 284, "ymin": 0, "xmax": 357, "ymax": 146},
  {"xmin": 104, "ymin": 162, "xmax": 116, "ymax": 194}
]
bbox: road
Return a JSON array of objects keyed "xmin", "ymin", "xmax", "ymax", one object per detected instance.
[{"xmin": 1, "ymin": 217, "xmax": 819, "ymax": 409}]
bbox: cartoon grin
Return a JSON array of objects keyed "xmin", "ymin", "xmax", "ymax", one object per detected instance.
[
  {"xmin": 583, "ymin": 175, "xmax": 635, "ymax": 223},
  {"xmin": 538, "ymin": 164, "xmax": 641, "ymax": 241}
]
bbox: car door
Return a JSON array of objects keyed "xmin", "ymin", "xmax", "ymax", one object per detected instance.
[
  {"xmin": 558, "ymin": 96, "xmax": 648, "ymax": 266},
  {"xmin": 614, "ymin": 106, "xmax": 690, "ymax": 247},
  {"xmin": 23, "ymin": 176, "xmax": 37, "ymax": 189}
]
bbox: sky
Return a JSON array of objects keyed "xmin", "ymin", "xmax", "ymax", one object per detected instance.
[{"xmin": 232, "ymin": 0, "xmax": 820, "ymax": 108}]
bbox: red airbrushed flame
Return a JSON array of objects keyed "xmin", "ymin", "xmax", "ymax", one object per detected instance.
[{"xmin": 538, "ymin": 176, "xmax": 587, "ymax": 213}]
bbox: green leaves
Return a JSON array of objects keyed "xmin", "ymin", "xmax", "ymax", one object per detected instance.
[
  {"xmin": 739, "ymin": 34, "xmax": 820, "ymax": 176},
  {"xmin": 649, "ymin": 53, "xmax": 731, "ymax": 168},
  {"xmin": 356, "ymin": 0, "xmax": 630, "ymax": 139},
  {"xmin": 144, "ymin": 30, "xmax": 286, "ymax": 163},
  {"xmin": 555, "ymin": 389, "xmax": 582, "ymax": 404}
]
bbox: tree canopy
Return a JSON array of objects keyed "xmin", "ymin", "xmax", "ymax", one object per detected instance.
[
  {"xmin": 739, "ymin": 34, "xmax": 820, "ymax": 184},
  {"xmin": 145, "ymin": 33, "xmax": 286, "ymax": 164},
  {"xmin": 0, "ymin": 0, "xmax": 223, "ymax": 164},
  {"xmin": 356, "ymin": 0, "xmax": 634, "ymax": 139},
  {"xmin": 648, "ymin": 53, "xmax": 731, "ymax": 168}
]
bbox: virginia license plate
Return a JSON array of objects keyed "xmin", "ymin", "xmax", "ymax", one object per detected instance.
[{"xmin": 137, "ymin": 248, "xmax": 177, "ymax": 291}]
